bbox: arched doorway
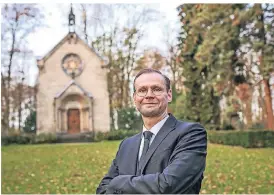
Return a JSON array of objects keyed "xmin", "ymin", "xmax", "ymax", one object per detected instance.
[{"xmin": 56, "ymin": 93, "xmax": 93, "ymax": 134}]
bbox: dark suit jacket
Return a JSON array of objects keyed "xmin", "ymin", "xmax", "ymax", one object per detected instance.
[{"xmin": 96, "ymin": 114, "xmax": 207, "ymax": 194}]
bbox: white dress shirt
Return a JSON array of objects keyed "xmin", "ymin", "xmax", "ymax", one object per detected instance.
[{"xmin": 138, "ymin": 114, "xmax": 169, "ymax": 160}]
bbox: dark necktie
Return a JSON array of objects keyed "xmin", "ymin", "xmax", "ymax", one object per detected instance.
[
  {"xmin": 139, "ymin": 131, "xmax": 153, "ymax": 162},
  {"xmin": 137, "ymin": 131, "xmax": 153, "ymax": 175}
]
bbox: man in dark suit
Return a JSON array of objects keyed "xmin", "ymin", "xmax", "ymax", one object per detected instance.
[{"xmin": 96, "ymin": 68, "xmax": 207, "ymax": 194}]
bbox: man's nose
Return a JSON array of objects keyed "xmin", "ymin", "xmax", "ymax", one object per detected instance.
[{"xmin": 145, "ymin": 89, "xmax": 155, "ymax": 98}]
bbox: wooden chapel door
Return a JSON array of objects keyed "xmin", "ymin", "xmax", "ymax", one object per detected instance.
[{"xmin": 67, "ymin": 109, "xmax": 80, "ymax": 134}]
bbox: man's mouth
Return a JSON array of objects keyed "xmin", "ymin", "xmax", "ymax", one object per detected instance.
[{"xmin": 143, "ymin": 103, "xmax": 157, "ymax": 105}]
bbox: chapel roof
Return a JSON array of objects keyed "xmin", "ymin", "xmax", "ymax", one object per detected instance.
[
  {"xmin": 54, "ymin": 80, "xmax": 93, "ymax": 99},
  {"xmin": 36, "ymin": 32, "xmax": 106, "ymax": 64}
]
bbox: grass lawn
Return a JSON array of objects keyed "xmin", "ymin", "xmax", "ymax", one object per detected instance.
[{"xmin": 2, "ymin": 141, "xmax": 274, "ymax": 194}]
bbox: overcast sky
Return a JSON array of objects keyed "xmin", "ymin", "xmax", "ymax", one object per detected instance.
[
  {"xmin": 22, "ymin": 3, "xmax": 180, "ymax": 85},
  {"xmin": 27, "ymin": 3, "xmax": 180, "ymax": 58}
]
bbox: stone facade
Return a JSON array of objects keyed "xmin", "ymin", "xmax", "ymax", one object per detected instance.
[{"xmin": 36, "ymin": 33, "xmax": 110, "ymax": 134}]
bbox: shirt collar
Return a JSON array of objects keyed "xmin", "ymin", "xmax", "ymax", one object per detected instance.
[{"xmin": 142, "ymin": 114, "xmax": 169, "ymax": 136}]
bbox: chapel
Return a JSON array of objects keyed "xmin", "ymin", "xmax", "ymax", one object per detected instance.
[{"xmin": 36, "ymin": 6, "xmax": 110, "ymax": 135}]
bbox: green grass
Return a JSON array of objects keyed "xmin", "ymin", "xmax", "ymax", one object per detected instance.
[{"xmin": 2, "ymin": 142, "xmax": 274, "ymax": 194}]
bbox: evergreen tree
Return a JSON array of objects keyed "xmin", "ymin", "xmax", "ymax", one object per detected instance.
[
  {"xmin": 23, "ymin": 110, "xmax": 36, "ymax": 133},
  {"xmin": 176, "ymin": 4, "xmax": 273, "ymax": 129},
  {"xmin": 177, "ymin": 4, "xmax": 222, "ymax": 129}
]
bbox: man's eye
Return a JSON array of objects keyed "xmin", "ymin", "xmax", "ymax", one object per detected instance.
[
  {"xmin": 139, "ymin": 89, "xmax": 147, "ymax": 92},
  {"xmin": 154, "ymin": 88, "xmax": 162, "ymax": 91}
]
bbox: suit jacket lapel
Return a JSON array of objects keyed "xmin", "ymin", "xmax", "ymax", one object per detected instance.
[
  {"xmin": 139, "ymin": 114, "xmax": 177, "ymax": 173},
  {"xmin": 128, "ymin": 132, "xmax": 142, "ymax": 175}
]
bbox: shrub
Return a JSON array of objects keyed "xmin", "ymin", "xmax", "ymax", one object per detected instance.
[
  {"xmin": 1, "ymin": 133, "xmax": 57, "ymax": 146},
  {"xmin": 94, "ymin": 130, "xmax": 140, "ymax": 142},
  {"xmin": 23, "ymin": 110, "xmax": 36, "ymax": 133},
  {"xmin": 1, "ymin": 134, "xmax": 34, "ymax": 146},
  {"xmin": 208, "ymin": 130, "xmax": 274, "ymax": 148},
  {"xmin": 34, "ymin": 133, "xmax": 57, "ymax": 144},
  {"xmin": 117, "ymin": 108, "xmax": 142, "ymax": 130},
  {"xmin": 107, "ymin": 130, "xmax": 139, "ymax": 140},
  {"xmin": 222, "ymin": 121, "xmax": 235, "ymax": 130},
  {"xmin": 94, "ymin": 131, "xmax": 108, "ymax": 142},
  {"xmin": 249, "ymin": 122, "xmax": 265, "ymax": 130}
]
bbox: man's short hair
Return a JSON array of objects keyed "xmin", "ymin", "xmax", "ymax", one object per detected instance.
[{"xmin": 133, "ymin": 68, "xmax": 171, "ymax": 92}]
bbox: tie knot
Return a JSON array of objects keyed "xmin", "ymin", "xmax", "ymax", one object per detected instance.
[{"xmin": 143, "ymin": 131, "xmax": 153, "ymax": 140}]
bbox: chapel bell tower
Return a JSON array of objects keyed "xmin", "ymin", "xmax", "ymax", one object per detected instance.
[{"xmin": 68, "ymin": 4, "xmax": 75, "ymax": 33}]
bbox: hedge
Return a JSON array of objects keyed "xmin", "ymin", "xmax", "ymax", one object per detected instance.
[
  {"xmin": 1, "ymin": 130, "xmax": 140, "ymax": 146},
  {"xmin": 207, "ymin": 130, "xmax": 274, "ymax": 148},
  {"xmin": 94, "ymin": 130, "xmax": 140, "ymax": 141},
  {"xmin": 3, "ymin": 129, "xmax": 274, "ymax": 148},
  {"xmin": 1, "ymin": 133, "xmax": 57, "ymax": 146}
]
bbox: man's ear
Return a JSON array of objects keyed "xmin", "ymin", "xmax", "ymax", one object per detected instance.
[
  {"xmin": 133, "ymin": 92, "xmax": 136, "ymax": 103},
  {"xmin": 167, "ymin": 89, "xmax": 172, "ymax": 102}
]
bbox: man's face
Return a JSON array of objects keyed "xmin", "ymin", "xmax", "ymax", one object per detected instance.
[{"xmin": 133, "ymin": 73, "xmax": 172, "ymax": 117}]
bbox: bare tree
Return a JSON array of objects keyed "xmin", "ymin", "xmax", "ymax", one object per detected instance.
[
  {"xmin": 1, "ymin": 4, "xmax": 44, "ymax": 134},
  {"xmin": 160, "ymin": 21, "xmax": 183, "ymax": 93},
  {"xmin": 79, "ymin": 4, "xmax": 161, "ymax": 129}
]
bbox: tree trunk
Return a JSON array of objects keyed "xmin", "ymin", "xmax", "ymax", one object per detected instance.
[
  {"xmin": 18, "ymin": 83, "xmax": 23, "ymax": 131},
  {"xmin": 257, "ymin": 4, "xmax": 274, "ymax": 130},
  {"xmin": 1, "ymin": 73, "xmax": 8, "ymax": 135},
  {"xmin": 107, "ymin": 72, "xmax": 115, "ymax": 130},
  {"xmin": 262, "ymin": 79, "xmax": 274, "ymax": 129},
  {"xmin": 258, "ymin": 83, "xmax": 267, "ymax": 126},
  {"xmin": 245, "ymin": 100, "xmax": 253, "ymax": 129},
  {"xmin": 6, "ymin": 29, "xmax": 16, "ymax": 132}
]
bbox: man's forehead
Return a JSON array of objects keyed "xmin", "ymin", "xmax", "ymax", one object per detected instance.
[{"xmin": 135, "ymin": 73, "xmax": 165, "ymax": 87}]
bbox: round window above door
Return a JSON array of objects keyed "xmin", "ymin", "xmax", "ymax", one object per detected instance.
[{"xmin": 62, "ymin": 53, "xmax": 83, "ymax": 78}]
